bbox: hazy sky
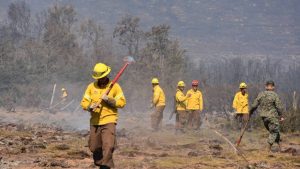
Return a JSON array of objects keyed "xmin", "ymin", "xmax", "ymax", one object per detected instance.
[{"xmin": 1, "ymin": 0, "xmax": 299, "ymax": 59}]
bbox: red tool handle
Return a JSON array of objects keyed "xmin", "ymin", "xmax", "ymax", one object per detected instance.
[
  {"xmin": 92, "ymin": 61, "xmax": 130, "ymax": 111},
  {"xmin": 105, "ymin": 62, "xmax": 130, "ymax": 95}
]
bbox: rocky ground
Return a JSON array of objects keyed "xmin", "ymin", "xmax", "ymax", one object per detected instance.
[{"xmin": 0, "ymin": 110, "xmax": 299, "ymax": 169}]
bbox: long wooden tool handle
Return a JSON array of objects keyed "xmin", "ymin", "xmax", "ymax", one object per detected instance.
[
  {"xmin": 105, "ymin": 62, "xmax": 130, "ymax": 95},
  {"xmin": 111, "ymin": 62, "xmax": 129, "ymax": 85},
  {"xmin": 236, "ymin": 119, "xmax": 250, "ymax": 146}
]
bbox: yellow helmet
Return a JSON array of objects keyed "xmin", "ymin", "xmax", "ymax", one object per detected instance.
[
  {"xmin": 177, "ymin": 81, "xmax": 185, "ymax": 87},
  {"xmin": 239, "ymin": 82, "xmax": 247, "ymax": 89},
  {"xmin": 61, "ymin": 88, "xmax": 66, "ymax": 91},
  {"xmin": 152, "ymin": 78, "xmax": 159, "ymax": 84},
  {"xmin": 92, "ymin": 63, "xmax": 111, "ymax": 79}
]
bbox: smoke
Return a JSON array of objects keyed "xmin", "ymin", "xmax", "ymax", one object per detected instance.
[{"xmin": 0, "ymin": 108, "xmax": 90, "ymax": 131}]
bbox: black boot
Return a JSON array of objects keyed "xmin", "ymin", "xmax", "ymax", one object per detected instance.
[{"xmin": 100, "ymin": 165, "xmax": 110, "ymax": 169}]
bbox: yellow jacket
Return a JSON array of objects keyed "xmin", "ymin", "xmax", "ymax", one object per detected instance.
[
  {"xmin": 176, "ymin": 89, "xmax": 187, "ymax": 111},
  {"xmin": 187, "ymin": 89, "xmax": 203, "ymax": 111},
  {"xmin": 232, "ymin": 91, "xmax": 249, "ymax": 114},
  {"xmin": 62, "ymin": 91, "xmax": 68, "ymax": 98},
  {"xmin": 81, "ymin": 81, "xmax": 126, "ymax": 125},
  {"xmin": 152, "ymin": 85, "xmax": 166, "ymax": 107}
]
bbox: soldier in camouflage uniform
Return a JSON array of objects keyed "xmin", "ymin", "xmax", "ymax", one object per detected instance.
[{"xmin": 249, "ymin": 81, "xmax": 284, "ymax": 152}]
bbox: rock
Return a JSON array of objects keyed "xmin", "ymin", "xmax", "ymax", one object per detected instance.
[
  {"xmin": 209, "ymin": 139, "xmax": 222, "ymax": 145},
  {"xmin": 188, "ymin": 151, "xmax": 199, "ymax": 157},
  {"xmin": 268, "ymin": 153, "xmax": 275, "ymax": 157},
  {"xmin": 50, "ymin": 160, "xmax": 70, "ymax": 168},
  {"xmin": 52, "ymin": 136, "xmax": 63, "ymax": 141},
  {"xmin": 35, "ymin": 131, "xmax": 43, "ymax": 137},
  {"xmin": 33, "ymin": 158, "xmax": 41, "ymax": 163},
  {"xmin": 32, "ymin": 142, "xmax": 47, "ymax": 149},
  {"xmin": 21, "ymin": 147, "xmax": 26, "ymax": 153},
  {"xmin": 209, "ymin": 144, "xmax": 223, "ymax": 151},
  {"xmin": 158, "ymin": 153, "xmax": 169, "ymax": 157},
  {"xmin": 255, "ymin": 161, "xmax": 270, "ymax": 168},
  {"xmin": 20, "ymin": 137, "xmax": 33, "ymax": 145},
  {"xmin": 67, "ymin": 150, "xmax": 90, "ymax": 159},
  {"xmin": 55, "ymin": 144, "xmax": 70, "ymax": 150},
  {"xmin": 128, "ymin": 152, "xmax": 135, "ymax": 157},
  {"xmin": 181, "ymin": 143, "xmax": 197, "ymax": 149},
  {"xmin": 38, "ymin": 161, "xmax": 48, "ymax": 167},
  {"xmin": 146, "ymin": 137, "xmax": 158, "ymax": 148},
  {"xmin": 8, "ymin": 141, "xmax": 13, "ymax": 146},
  {"xmin": 246, "ymin": 164, "xmax": 256, "ymax": 169},
  {"xmin": 62, "ymin": 135, "xmax": 72, "ymax": 140}
]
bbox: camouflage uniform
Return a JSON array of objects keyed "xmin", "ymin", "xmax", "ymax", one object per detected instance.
[{"xmin": 250, "ymin": 91, "xmax": 284, "ymax": 146}]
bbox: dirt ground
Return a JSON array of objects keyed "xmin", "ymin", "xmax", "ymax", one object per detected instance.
[{"xmin": 0, "ymin": 109, "xmax": 299, "ymax": 169}]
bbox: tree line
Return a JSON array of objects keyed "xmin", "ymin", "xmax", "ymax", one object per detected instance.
[{"xmin": 0, "ymin": 2, "xmax": 299, "ymax": 130}]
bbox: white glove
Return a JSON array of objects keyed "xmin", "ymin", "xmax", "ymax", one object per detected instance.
[{"xmin": 101, "ymin": 94, "xmax": 109, "ymax": 101}]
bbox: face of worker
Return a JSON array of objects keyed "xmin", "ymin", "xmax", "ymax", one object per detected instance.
[
  {"xmin": 179, "ymin": 86, "xmax": 184, "ymax": 91},
  {"xmin": 152, "ymin": 83, "xmax": 158, "ymax": 88},
  {"xmin": 265, "ymin": 84, "xmax": 275, "ymax": 91},
  {"xmin": 192, "ymin": 85, "xmax": 198, "ymax": 91},
  {"xmin": 97, "ymin": 76, "xmax": 109, "ymax": 86},
  {"xmin": 240, "ymin": 88, "xmax": 247, "ymax": 94}
]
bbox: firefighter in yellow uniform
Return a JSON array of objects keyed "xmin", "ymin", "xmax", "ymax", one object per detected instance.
[
  {"xmin": 81, "ymin": 63, "xmax": 126, "ymax": 169},
  {"xmin": 61, "ymin": 88, "xmax": 68, "ymax": 102},
  {"xmin": 232, "ymin": 82, "xmax": 249, "ymax": 130},
  {"xmin": 186, "ymin": 80, "xmax": 203, "ymax": 130},
  {"xmin": 151, "ymin": 78, "xmax": 166, "ymax": 131},
  {"xmin": 175, "ymin": 81, "xmax": 189, "ymax": 133}
]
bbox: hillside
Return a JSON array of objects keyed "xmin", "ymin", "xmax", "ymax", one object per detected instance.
[{"xmin": 0, "ymin": 0, "xmax": 299, "ymax": 59}]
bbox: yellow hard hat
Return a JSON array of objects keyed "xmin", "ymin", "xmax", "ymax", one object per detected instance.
[
  {"xmin": 239, "ymin": 82, "xmax": 247, "ymax": 89},
  {"xmin": 152, "ymin": 78, "xmax": 159, "ymax": 84},
  {"xmin": 92, "ymin": 63, "xmax": 111, "ymax": 79},
  {"xmin": 177, "ymin": 81, "xmax": 185, "ymax": 87},
  {"xmin": 61, "ymin": 88, "xmax": 66, "ymax": 91}
]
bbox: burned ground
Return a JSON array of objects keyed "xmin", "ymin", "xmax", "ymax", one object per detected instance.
[{"xmin": 0, "ymin": 110, "xmax": 299, "ymax": 169}]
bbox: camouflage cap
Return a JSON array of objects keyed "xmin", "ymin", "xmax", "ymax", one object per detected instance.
[{"xmin": 265, "ymin": 80, "xmax": 275, "ymax": 86}]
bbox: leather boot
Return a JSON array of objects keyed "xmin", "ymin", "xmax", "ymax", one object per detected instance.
[{"xmin": 100, "ymin": 165, "xmax": 110, "ymax": 169}]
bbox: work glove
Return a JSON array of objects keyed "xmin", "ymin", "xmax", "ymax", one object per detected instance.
[
  {"xmin": 88, "ymin": 103, "xmax": 98, "ymax": 112},
  {"xmin": 101, "ymin": 94, "xmax": 116, "ymax": 107}
]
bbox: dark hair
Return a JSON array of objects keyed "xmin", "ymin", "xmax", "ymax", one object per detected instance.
[{"xmin": 265, "ymin": 80, "xmax": 275, "ymax": 86}]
